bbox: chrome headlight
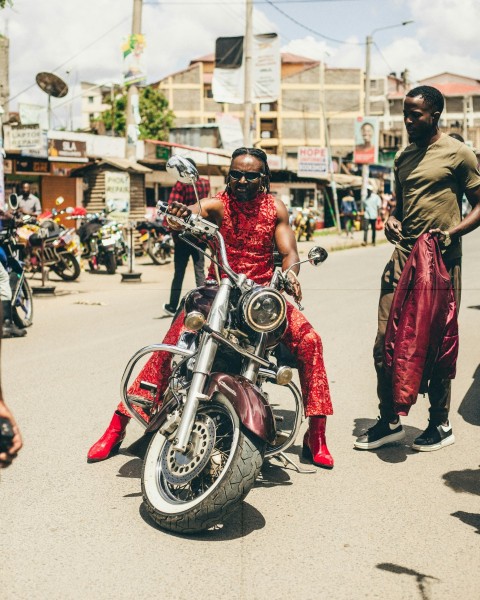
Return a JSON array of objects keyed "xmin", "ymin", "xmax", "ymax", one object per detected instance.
[{"xmin": 241, "ymin": 288, "xmax": 287, "ymax": 333}]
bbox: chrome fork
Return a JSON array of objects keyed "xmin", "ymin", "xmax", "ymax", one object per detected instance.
[{"xmin": 173, "ymin": 278, "xmax": 233, "ymax": 453}]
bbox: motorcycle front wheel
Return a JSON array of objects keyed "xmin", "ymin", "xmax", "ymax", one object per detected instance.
[
  {"xmin": 147, "ymin": 237, "xmax": 170, "ymax": 265},
  {"xmin": 142, "ymin": 395, "xmax": 264, "ymax": 534},
  {"xmin": 53, "ymin": 252, "xmax": 81, "ymax": 281},
  {"xmin": 10, "ymin": 274, "xmax": 33, "ymax": 328}
]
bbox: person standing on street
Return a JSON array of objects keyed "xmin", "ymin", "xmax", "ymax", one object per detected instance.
[
  {"xmin": 361, "ymin": 185, "xmax": 382, "ymax": 246},
  {"xmin": 162, "ymin": 159, "xmax": 210, "ymax": 317},
  {"xmin": 355, "ymin": 85, "xmax": 480, "ymax": 452},
  {"xmin": 18, "ymin": 182, "xmax": 41, "ymax": 217}
]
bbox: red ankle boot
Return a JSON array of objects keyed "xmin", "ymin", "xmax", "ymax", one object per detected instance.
[
  {"xmin": 87, "ymin": 411, "xmax": 130, "ymax": 463},
  {"xmin": 302, "ymin": 415, "xmax": 334, "ymax": 469}
]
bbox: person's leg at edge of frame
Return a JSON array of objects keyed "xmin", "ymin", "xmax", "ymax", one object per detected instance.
[
  {"xmin": 372, "ymin": 219, "xmax": 377, "ymax": 246},
  {"xmin": 354, "ymin": 249, "xmax": 406, "ymax": 450},
  {"xmin": 281, "ymin": 303, "xmax": 334, "ymax": 469},
  {"xmin": 87, "ymin": 313, "xmax": 186, "ymax": 462},
  {"xmin": 0, "ymin": 262, "xmax": 26, "ymax": 338}
]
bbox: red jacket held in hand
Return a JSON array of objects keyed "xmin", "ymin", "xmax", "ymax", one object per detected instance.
[{"xmin": 384, "ymin": 233, "xmax": 459, "ymax": 416}]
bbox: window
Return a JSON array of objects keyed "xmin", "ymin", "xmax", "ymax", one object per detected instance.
[{"xmin": 88, "ymin": 96, "xmax": 94, "ymax": 104}]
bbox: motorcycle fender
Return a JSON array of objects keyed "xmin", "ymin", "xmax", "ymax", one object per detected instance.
[{"xmin": 206, "ymin": 373, "xmax": 276, "ymax": 444}]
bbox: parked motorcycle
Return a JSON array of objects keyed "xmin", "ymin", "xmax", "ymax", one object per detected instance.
[
  {"xmin": 135, "ymin": 216, "xmax": 173, "ymax": 265},
  {"xmin": 0, "ymin": 195, "xmax": 33, "ymax": 328},
  {"xmin": 120, "ymin": 156, "xmax": 328, "ymax": 533},
  {"xmin": 16, "ymin": 202, "xmax": 81, "ymax": 282},
  {"xmin": 77, "ymin": 212, "xmax": 127, "ymax": 274}
]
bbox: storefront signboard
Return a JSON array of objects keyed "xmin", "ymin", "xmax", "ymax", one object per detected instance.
[
  {"xmin": 48, "ymin": 139, "xmax": 88, "ymax": 163},
  {"xmin": 105, "ymin": 171, "xmax": 130, "ymax": 224},
  {"xmin": 297, "ymin": 146, "xmax": 329, "ymax": 178}
]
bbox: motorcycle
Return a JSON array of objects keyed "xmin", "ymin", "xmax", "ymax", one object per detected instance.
[
  {"xmin": 294, "ymin": 210, "xmax": 317, "ymax": 242},
  {"xmin": 16, "ymin": 201, "xmax": 81, "ymax": 282},
  {"xmin": 77, "ymin": 212, "xmax": 126, "ymax": 275},
  {"xmin": 135, "ymin": 216, "xmax": 173, "ymax": 265},
  {"xmin": 0, "ymin": 195, "xmax": 34, "ymax": 328},
  {"xmin": 120, "ymin": 156, "xmax": 328, "ymax": 534}
]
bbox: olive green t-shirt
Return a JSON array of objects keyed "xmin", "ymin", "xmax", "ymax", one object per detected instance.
[{"xmin": 394, "ymin": 133, "xmax": 480, "ymax": 260}]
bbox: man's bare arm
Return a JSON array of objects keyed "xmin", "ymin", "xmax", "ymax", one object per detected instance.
[
  {"xmin": 274, "ymin": 199, "xmax": 302, "ymax": 301},
  {"xmin": 167, "ymin": 197, "xmax": 224, "ymax": 227}
]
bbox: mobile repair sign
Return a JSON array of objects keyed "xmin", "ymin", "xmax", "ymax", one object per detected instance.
[{"xmin": 297, "ymin": 146, "xmax": 329, "ymax": 178}]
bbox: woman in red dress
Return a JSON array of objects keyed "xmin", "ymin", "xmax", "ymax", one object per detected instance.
[{"xmin": 88, "ymin": 148, "xmax": 334, "ymax": 468}]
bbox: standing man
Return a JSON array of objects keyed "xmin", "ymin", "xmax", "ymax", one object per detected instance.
[
  {"xmin": 18, "ymin": 182, "xmax": 41, "ymax": 216},
  {"xmin": 162, "ymin": 159, "xmax": 210, "ymax": 317},
  {"xmin": 355, "ymin": 85, "xmax": 480, "ymax": 452},
  {"xmin": 361, "ymin": 185, "xmax": 382, "ymax": 246}
]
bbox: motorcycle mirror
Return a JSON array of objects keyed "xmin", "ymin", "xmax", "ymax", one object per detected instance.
[
  {"xmin": 55, "ymin": 196, "xmax": 65, "ymax": 206},
  {"xmin": 166, "ymin": 155, "xmax": 199, "ymax": 185},
  {"xmin": 308, "ymin": 246, "xmax": 328, "ymax": 266},
  {"xmin": 9, "ymin": 193, "xmax": 19, "ymax": 210}
]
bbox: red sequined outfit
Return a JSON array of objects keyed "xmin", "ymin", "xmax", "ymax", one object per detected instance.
[{"xmin": 117, "ymin": 191, "xmax": 332, "ymax": 418}]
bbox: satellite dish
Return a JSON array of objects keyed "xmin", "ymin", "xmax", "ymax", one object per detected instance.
[
  {"xmin": 36, "ymin": 72, "xmax": 69, "ymax": 98},
  {"xmin": 35, "ymin": 72, "xmax": 69, "ymax": 130}
]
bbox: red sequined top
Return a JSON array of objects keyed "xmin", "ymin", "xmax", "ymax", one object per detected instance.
[{"xmin": 207, "ymin": 191, "xmax": 277, "ymax": 286}]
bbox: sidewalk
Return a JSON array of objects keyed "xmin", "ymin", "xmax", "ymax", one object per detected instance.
[{"xmin": 296, "ymin": 226, "xmax": 387, "ymax": 256}]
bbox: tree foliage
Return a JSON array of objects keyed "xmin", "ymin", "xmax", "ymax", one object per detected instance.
[
  {"xmin": 96, "ymin": 86, "xmax": 174, "ymax": 140},
  {"xmin": 0, "ymin": 1, "xmax": 13, "ymax": 9}
]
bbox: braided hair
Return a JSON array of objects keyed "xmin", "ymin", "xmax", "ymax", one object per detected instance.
[
  {"xmin": 228, "ymin": 147, "xmax": 272, "ymax": 193},
  {"xmin": 406, "ymin": 85, "xmax": 445, "ymax": 114}
]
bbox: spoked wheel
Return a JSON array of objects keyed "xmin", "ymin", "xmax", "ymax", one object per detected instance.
[
  {"xmin": 142, "ymin": 395, "xmax": 265, "ymax": 533},
  {"xmin": 10, "ymin": 274, "xmax": 33, "ymax": 328},
  {"xmin": 53, "ymin": 252, "xmax": 81, "ymax": 281}
]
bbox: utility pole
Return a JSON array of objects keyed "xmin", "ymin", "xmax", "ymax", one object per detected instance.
[
  {"xmin": 243, "ymin": 0, "xmax": 253, "ymax": 146},
  {"xmin": 401, "ymin": 68, "xmax": 410, "ymax": 148},
  {"xmin": 125, "ymin": 0, "xmax": 142, "ymax": 161},
  {"xmin": 361, "ymin": 34, "xmax": 373, "ymax": 202}
]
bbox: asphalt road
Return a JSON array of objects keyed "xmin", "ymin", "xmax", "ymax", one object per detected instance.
[{"xmin": 1, "ymin": 231, "xmax": 479, "ymax": 600}]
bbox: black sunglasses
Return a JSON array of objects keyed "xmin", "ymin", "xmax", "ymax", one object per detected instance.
[{"xmin": 229, "ymin": 169, "xmax": 264, "ymax": 182}]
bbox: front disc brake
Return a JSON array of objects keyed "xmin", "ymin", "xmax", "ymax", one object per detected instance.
[{"xmin": 161, "ymin": 414, "xmax": 216, "ymax": 485}]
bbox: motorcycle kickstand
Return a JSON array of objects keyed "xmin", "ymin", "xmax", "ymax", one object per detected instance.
[{"xmin": 271, "ymin": 451, "xmax": 316, "ymax": 474}]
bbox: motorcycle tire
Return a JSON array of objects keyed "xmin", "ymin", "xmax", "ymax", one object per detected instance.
[
  {"xmin": 147, "ymin": 237, "xmax": 170, "ymax": 265},
  {"xmin": 142, "ymin": 394, "xmax": 265, "ymax": 534},
  {"xmin": 105, "ymin": 252, "xmax": 117, "ymax": 275},
  {"xmin": 53, "ymin": 252, "xmax": 81, "ymax": 281},
  {"xmin": 10, "ymin": 274, "xmax": 33, "ymax": 328}
]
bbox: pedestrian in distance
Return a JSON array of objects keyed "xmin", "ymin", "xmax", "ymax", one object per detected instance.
[
  {"xmin": 341, "ymin": 188, "xmax": 357, "ymax": 238},
  {"xmin": 162, "ymin": 158, "xmax": 210, "ymax": 318},
  {"xmin": 361, "ymin": 185, "xmax": 382, "ymax": 246},
  {"xmin": 18, "ymin": 182, "xmax": 41, "ymax": 217},
  {"xmin": 88, "ymin": 147, "xmax": 335, "ymax": 469},
  {"xmin": 355, "ymin": 85, "xmax": 480, "ymax": 452}
]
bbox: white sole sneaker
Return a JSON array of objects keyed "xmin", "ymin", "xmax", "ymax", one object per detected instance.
[
  {"xmin": 354, "ymin": 428, "xmax": 405, "ymax": 450},
  {"xmin": 412, "ymin": 433, "xmax": 455, "ymax": 452}
]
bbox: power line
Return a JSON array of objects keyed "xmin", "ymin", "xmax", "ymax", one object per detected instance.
[
  {"xmin": 262, "ymin": 0, "xmax": 365, "ymax": 45},
  {"xmin": 7, "ymin": 14, "xmax": 130, "ymax": 104}
]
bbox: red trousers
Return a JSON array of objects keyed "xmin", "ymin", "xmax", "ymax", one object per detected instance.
[{"xmin": 118, "ymin": 303, "xmax": 332, "ymax": 418}]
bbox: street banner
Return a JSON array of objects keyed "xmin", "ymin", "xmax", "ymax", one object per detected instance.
[
  {"xmin": 19, "ymin": 103, "xmax": 48, "ymax": 129},
  {"xmin": 48, "ymin": 139, "xmax": 88, "ymax": 163},
  {"xmin": 354, "ymin": 116, "xmax": 379, "ymax": 165},
  {"xmin": 105, "ymin": 171, "xmax": 130, "ymax": 224},
  {"xmin": 212, "ymin": 33, "xmax": 280, "ymax": 104},
  {"xmin": 252, "ymin": 33, "xmax": 280, "ymax": 103},
  {"xmin": 122, "ymin": 34, "xmax": 147, "ymax": 87},
  {"xmin": 4, "ymin": 124, "xmax": 42, "ymax": 150},
  {"xmin": 297, "ymin": 146, "xmax": 329, "ymax": 178}
]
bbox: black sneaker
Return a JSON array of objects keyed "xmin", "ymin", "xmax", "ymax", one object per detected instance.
[
  {"xmin": 412, "ymin": 421, "xmax": 455, "ymax": 452},
  {"xmin": 2, "ymin": 320, "xmax": 27, "ymax": 338},
  {"xmin": 354, "ymin": 417, "xmax": 405, "ymax": 450},
  {"xmin": 162, "ymin": 303, "xmax": 175, "ymax": 318}
]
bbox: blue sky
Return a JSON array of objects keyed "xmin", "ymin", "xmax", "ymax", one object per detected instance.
[{"xmin": 1, "ymin": 0, "xmax": 479, "ymax": 128}]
